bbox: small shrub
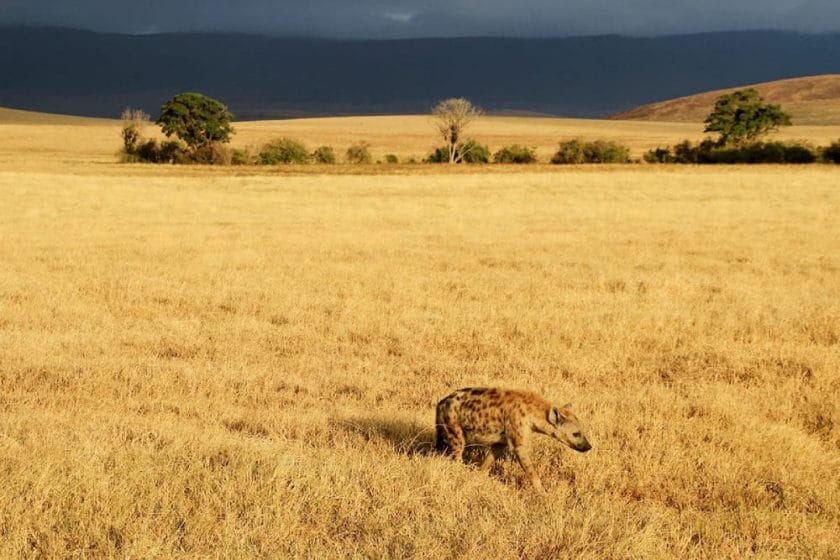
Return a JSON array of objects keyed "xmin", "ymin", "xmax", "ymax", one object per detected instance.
[
  {"xmin": 121, "ymin": 126, "xmax": 143, "ymax": 157},
  {"xmin": 131, "ymin": 139, "xmax": 184, "ymax": 164},
  {"xmin": 231, "ymin": 148, "xmax": 252, "ymax": 165},
  {"xmin": 120, "ymin": 107, "xmax": 151, "ymax": 161},
  {"xmin": 259, "ymin": 138, "xmax": 310, "ymax": 164},
  {"xmin": 346, "ymin": 142, "xmax": 372, "ymax": 164},
  {"xmin": 674, "ymin": 140, "xmax": 711, "ymax": 163},
  {"xmin": 384, "ymin": 154, "xmax": 399, "ymax": 164},
  {"xmin": 494, "ymin": 144, "xmax": 537, "ymax": 164},
  {"xmin": 777, "ymin": 143, "xmax": 817, "ymax": 164},
  {"xmin": 754, "ymin": 142, "xmax": 787, "ymax": 163},
  {"xmin": 193, "ymin": 143, "xmax": 234, "ymax": 165},
  {"xmin": 460, "ymin": 140, "xmax": 491, "ymax": 164},
  {"xmin": 551, "ymin": 139, "xmax": 586, "ymax": 164},
  {"xmin": 312, "ymin": 146, "xmax": 336, "ymax": 164},
  {"xmin": 585, "ymin": 140, "xmax": 630, "ymax": 163},
  {"xmin": 644, "ymin": 147, "xmax": 674, "ymax": 164},
  {"xmin": 424, "ymin": 147, "xmax": 448, "ymax": 163},
  {"xmin": 552, "ymin": 139, "xmax": 631, "ymax": 164},
  {"xmin": 426, "ymin": 140, "xmax": 491, "ymax": 164},
  {"xmin": 136, "ymin": 139, "xmax": 161, "ymax": 163},
  {"xmin": 823, "ymin": 140, "xmax": 840, "ymax": 163},
  {"xmin": 158, "ymin": 140, "xmax": 185, "ymax": 164}
]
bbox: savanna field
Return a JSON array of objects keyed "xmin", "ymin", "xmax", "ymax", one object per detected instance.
[{"xmin": 0, "ymin": 112, "xmax": 839, "ymax": 558}]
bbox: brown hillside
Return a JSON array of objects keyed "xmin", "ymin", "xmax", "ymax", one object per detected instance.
[
  {"xmin": 611, "ymin": 75, "xmax": 840, "ymax": 125},
  {"xmin": 0, "ymin": 106, "xmax": 114, "ymax": 125}
]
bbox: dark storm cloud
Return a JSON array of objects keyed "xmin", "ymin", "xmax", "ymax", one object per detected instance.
[{"xmin": 1, "ymin": 0, "xmax": 839, "ymax": 37}]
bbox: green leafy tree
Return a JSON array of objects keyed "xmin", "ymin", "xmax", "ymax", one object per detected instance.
[
  {"xmin": 156, "ymin": 92, "xmax": 234, "ymax": 155},
  {"xmin": 703, "ymin": 88, "xmax": 791, "ymax": 146}
]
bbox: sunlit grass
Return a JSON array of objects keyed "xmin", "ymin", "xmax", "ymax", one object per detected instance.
[
  {"xmin": 0, "ymin": 112, "xmax": 838, "ymax": 557},
  {"xmin": 0, "ymin": 162, "xmax": 838, "ymax": 557}
]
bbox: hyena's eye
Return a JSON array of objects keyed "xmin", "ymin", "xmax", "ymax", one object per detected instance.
[{"xmin": 572, "ymin": 432, "xmax": 581, "ymax": 438}]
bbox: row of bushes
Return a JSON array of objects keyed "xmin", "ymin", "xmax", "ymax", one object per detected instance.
[
  {"xmin": 123, "ymin": 140, "xmax": 252, "ymax": 165},
  {"xmin": 123, "ymin": 117, "xmax": 636, "ymax": 166},
  {"xmin": 424, "ymin": 139, "xmax": 630, "ymax": 164},
  {"xmin": 424, "ymin": 142, "xmax": 539, "ymax": 164},
  {"xmin": 645, "ymin": 139, "xmax": 840, "ymax": 164},
  {"xmin": 255, "ymin": 139, "xmax": 405, "ymax": 164},
  {"xmin": 125, "ymin": 136, "xmax": 840, "ymax": 166},
  {"xmin": 251, "ymin": 139, "xmax": 626, "ymax": 165},
  {"xmin": 550, "ymin": 139, "xmax": 630, "ymax": 164},
  {"xmin": 124, "ymin": 137, "xmax": 393, "ymax": 165}
]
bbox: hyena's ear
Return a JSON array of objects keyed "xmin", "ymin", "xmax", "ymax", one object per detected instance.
[{"xmin": 548, "ymin": 407, "xmax": 564, "ymax": 426}]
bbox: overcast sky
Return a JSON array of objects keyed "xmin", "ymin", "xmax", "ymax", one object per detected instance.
[{"xmin": 1, "ymin": 0, "xmax": 839, "ymax": 37}]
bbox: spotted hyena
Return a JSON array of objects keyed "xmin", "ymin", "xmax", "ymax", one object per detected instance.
[{"xmin": 435, "ymin": 387, "xmax": 591, "ymax": 491}]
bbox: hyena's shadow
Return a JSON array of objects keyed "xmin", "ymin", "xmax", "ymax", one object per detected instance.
[{"xmin": 334, "ymin": 417, "xmax": 437, "ymax": 457}]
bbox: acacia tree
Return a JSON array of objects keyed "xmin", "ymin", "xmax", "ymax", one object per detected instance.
[
  {"xmin": 704, "ymin": 88, "xmax": 791, "ymax": 146},
  {"xmin": 431, "ymin": 97, "xmax": 483, "ymax": 163},
  {"xmin": 156, "ymin": 92, "xmax": 234, "ymax": 155}
]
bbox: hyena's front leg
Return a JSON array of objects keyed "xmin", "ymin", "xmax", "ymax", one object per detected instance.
[
  {"xmin": 511, "ymin": 443, "xmax": 545, "ymax": 492},
  {"xmin": 480, "ymin": 444, "xmax": 507, "ymax": 472}
]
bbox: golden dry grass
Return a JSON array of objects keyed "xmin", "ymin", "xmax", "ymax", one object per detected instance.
[{"xmin": 0, "ymin": 113, "xmax": 839, "ymax": 558}]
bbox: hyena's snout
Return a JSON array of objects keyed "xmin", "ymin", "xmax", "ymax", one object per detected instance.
[
  {"xmin": 562, "ymin": 424, "xmax": 592, "ymax": 452},
  {"xmin": 568, "ymin": 429, "xmax": 592, "ymax": 452}
]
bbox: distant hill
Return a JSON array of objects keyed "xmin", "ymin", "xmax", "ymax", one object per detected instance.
[
  {"xmin": 1, "ymin": 27, "xmax": 840, "ymax": 119},
  {"xmin": 0, "ymin": 105, "xmax": 108, "ymax": 125},
  {"xmin": 611, "ymin": 75, "xmax": 840, "ymax": 125}
]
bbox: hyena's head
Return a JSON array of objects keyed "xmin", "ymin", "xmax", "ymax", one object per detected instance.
[{"xmin": 547, "ymin": 404, "xmax": 592, "ymax": 452}]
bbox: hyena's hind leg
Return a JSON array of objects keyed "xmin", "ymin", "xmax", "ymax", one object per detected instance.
[
  {"xmin": 435, "ymin": 400, "xmax": 466, "ymax": 461},
  {"xmin": 436, "ymin": 417, "xmax": 466, "ymax": 461},
  {"xmin": 445, "ymin": 423, "xmax": 466, "ymax": 462}
]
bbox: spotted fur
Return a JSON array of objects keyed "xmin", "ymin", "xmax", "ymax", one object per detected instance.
[{"xmin": 435, "ymin": 387, "xmax": 591, "ymax": 491}]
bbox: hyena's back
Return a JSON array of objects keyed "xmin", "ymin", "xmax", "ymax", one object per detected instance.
[{"xmin": 435, "ymin": 387, "xmax": 544, "ymax": 453}]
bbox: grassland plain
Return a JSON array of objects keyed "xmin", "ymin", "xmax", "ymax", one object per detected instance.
[
  {"xmin": 3, "ymin": 109, "xmax": 840, "ymax": 169},
  {"xmin": 0, "ymin": 114, "xmax": 839, "ymax": 558}
]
